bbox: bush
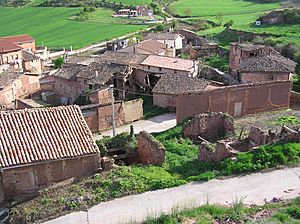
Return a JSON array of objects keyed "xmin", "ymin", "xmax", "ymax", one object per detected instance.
[{"xmin": 53, "ymin": 57, "xmax": 64, "ymax": 68}]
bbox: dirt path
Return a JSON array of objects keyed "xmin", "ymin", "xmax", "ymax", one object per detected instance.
[{"xmin": 44, "ymin": 167, "xmax": 300, "ymax": 224}]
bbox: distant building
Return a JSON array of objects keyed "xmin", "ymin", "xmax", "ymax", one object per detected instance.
[
  {"xmin": 0, "ymin": 105, "xmax": 100, "ymax": 202},
  {"xmin": 145, "ymin": 32, "xmax": 184, "ymax": 53},
  {"xmin": 106, "ymin": 39, "xmax": 129, "ymax": 51},
  {"xmin": 119, "ymin": 39, "xmax": 175, "ymax": 57},
  {"xmin": 0, "ymin": 34, "xmax": 43, "ymax": 73},
  {"xmin": 113, "ymin": 6, "xmax": 153, "ymax": 18}
]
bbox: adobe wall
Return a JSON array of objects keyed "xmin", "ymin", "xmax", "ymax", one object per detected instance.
[
  {"xmin": 137, "ymin": 131, "xmax": 165, "ymax": 165},
  {"xmin": 1, "ymin": 154, "xmax": 100, "ymax": 202},
  {"xmin": 290, "ymin": 91, "xmax": 300, "ymax": 105},
  {"xmin": 183, "ymin": 112, "xmax": 234, "ymax": 140},
  {"xmin": 123, "ymin": 99, "xmax": 143, "ymax": 123},
  {"xmin": 240, "ymin": 72, "xmax": 289, "ymax": 83},
  {"xmin": 153, "ymin": 93, "xmax": 176, "ymax": 109},
  {"xmin": 98, "ymin": 102, "xmax": 124, "ymax": 131},
  {"xmin": 89, "ymin": 88, "xmax": 111, "ymax": 104},
  {"xmin": 84, "ymin": 111, "xmax": 99, "ymax": 133},
  {"xmin": 176, "ymin": 81, "xmax": 291, "ymax": 123}
]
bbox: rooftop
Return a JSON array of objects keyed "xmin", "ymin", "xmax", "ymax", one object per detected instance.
[
  {"xmin": 0, "ymin": 40, "xmax": 22, "ymax": 53},
  {"xmin": 119, "ymin": 39, "xmax": 167, "ymax": 55},
  {"xmin": 21, "ymin": 50, "xmax": 40, "ymax": 62},
  {"xmin": 0, "ymin": 34, "xmax": 34, "ymax": 44},
  {"xmin": 0, "ymin": 105, "xmax": 98, "ymax": 169},
  {"xmin": 0, "ymin": 69, "xmax": 23, "ymax": 89},
  {"xmin": 145, "ymin": 32, "xmax": 182, "ymax": 40},
  {"xmin": 152, "ymin": 75, "xmax": 211, "ymax": 95},
  {"xmin": 99, "ymin": 51, "xmax": 148, "ymax": 66},
  {"xmin": 141, "ymin": 55, "xmax": 198, "ymax": 72},
  {"xmin": 240, "ymin": 54, "xmax": 297, "ymax": 73}
]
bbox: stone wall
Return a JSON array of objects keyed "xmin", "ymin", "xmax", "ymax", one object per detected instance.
[
  {"xmin": 137, "ymin": 131, "xmax": 165, "ymax": 165},
  {"xmin": 199, "ymin": 141, "xmax": 237, "ymax": 162},
  {"xmin": 183, "ymin": 112, "xmax": 234, "ymax": 141}
]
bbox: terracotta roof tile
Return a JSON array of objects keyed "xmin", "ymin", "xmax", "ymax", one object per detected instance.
[
  {"xmin": 152, "ymin": 75, "xmax": 210, "ymax": 95},
  {"xmin": 0, "ymin": 105, "xmax": 99, "ymax": 168},
  {"xmin": 0, "ymin": 34, "xmax": 34, "ymax": 44},
  {"xmin": 0, "ymin": 40, "xmax": 22, "ymax": 53},
  {"xmin": 141, "ymin": 55, "xmax": 198, "ymax": 72}
]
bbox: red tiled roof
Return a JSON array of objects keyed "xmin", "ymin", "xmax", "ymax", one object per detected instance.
[
  {"xmin": 0, "ymin": 34, "xmax": 34, "ymax": 44},
  {"xmin": 0, "ymin": 105, "xmax": 99, "ymax": 169},
  {"xmin": 0, "ymin": 40, "xmax": 22, "ymax": 53}
]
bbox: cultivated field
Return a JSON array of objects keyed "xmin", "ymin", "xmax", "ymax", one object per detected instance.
[
  {"xmin": 169, "ymin": 0, "xmax": 280, "ymax": 17},
  {"xmin": 0, "ymin": 6, "xmax": 146, "ymax": 49}
]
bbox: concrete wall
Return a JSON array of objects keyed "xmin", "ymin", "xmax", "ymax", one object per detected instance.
[
  {"xmin": 176, "ymin": 81, "xmax": 291, "ymax": 123},
  {"xmin": 1, "ymin": 154, "xmax": 100, "ymax": 202}
]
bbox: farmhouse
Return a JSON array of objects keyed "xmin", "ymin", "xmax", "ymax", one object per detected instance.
[
  {"xmin": 0, "ymin": 69, "xmax": 41, "ymax": 109},
  {"xmin": 0, "ymin": 34, "xmax": 36, "ymax": 52},
  {"xmin": 0, "ymin": 105, "xmax": 100, "ymax": 202},
  {"xmin": 229, "ymin": 43, "xmax": 296, "ymax": 82},
  {"xmin": 113, "ymin": 6, "xmax": 153, "ymax": 18},
  {"xmin": 152, "ymin": 75, "xmax": 220, "ymax": 109}
]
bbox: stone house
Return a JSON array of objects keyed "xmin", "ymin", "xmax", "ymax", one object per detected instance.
[
  {"xmin": 0, "ymin": 34, "xmax": 36, "ymax": 53},
  {"xmin": 176, "ymin": 80, "xmax": 292, "ymax": 123},
  {"xmin": 113, "ymin": 6, "xmax": 152, "ymax": 17},
  {"xmin": 106, "ymin": 39, "xmax": 129, "ymax": 51},
  {"xmin": 145, "ymin": 32, "xmax": 184, "ymax": 54},
  {"xmin": 0, "ymin": 105, "xmax": 100, "ymax": 202},
  {"xmin": 21, "ymin": 50, "xmax": 43, "ymax": 74},
  {"xmin": 152, "ymin": 75, "xmax": 221, "ymax": 110},
  {"xmin": 0, "ymin": 69, "xmax": 41, "ymax": 109}
]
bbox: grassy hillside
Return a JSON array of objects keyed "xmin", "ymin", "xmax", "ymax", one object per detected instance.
[
  {"xmin": 0, "ymin": 6, "xmax": 146, "ymax": 49},
  {"xmin": 168, "ymin": 0, "xmax": 280, "ymax": 17}
]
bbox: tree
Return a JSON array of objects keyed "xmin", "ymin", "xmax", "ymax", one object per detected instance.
[
  {"xmin": 155, "ymin": 24, "xmax": 165, "ymax": 32},
  {"xmin": 224, "ymin": 20, "xmax": 234, "ymax": 29},
  {"xmin": 53, "ymin": 57, "xmax": 64, "ymax": 69}
]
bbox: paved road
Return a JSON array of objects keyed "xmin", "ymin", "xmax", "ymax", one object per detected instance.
[
  {"xmin": 45, "ymin": 167, "xmax": 300, "ymax": 224},
  {"xmin": 93, "ymin": 113, "xmax": 177, "ymax": 140}
]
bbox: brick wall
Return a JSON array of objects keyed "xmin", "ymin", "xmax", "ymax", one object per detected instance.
[
  {"xmin": 176, "ymin": 81, "xmax": 291, "ymax": 123},
  {"xmin": 1, "ymin": 154, "xmax": 100, "ymax": 202},
  {"xmin": 137, "ymin": 131, "xmax": 165, "ymax": 165},
  {"xmin": 153, "ymin": 93, "xmax": 176, "ymax": 109},
  {"xmin": 98, "ymin": 103, "xmax": 124, "ymax": 131}
]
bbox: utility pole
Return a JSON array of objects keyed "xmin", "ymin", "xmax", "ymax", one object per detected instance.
[{"xmin": 110, "ymin": 84, "xmax": 116, "ymax": 137}]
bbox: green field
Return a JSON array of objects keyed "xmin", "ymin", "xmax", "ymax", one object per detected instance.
[
  {"xmin": 199, "ymin": 12, "xmax": 300, "ymax": 47},
  {"xmin": 0, "ymin": 6, "xmax": 146, "ymax": 49},
  {"xmin": 169, "ymin": 0, "xmax": 280, "ymax": 17}
]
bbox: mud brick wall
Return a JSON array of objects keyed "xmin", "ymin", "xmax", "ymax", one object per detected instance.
[
  {"xmin": 123, "ymin": 99, "xmax": 143, "ymax": 123},
  {"xmin": 199, "ymin": 141, "xmax": 237, "ymax": 162},
  {"xmin": 290, "ymin": 91, "xmax": 300, "ymax": 105},
  {"xmin": 183, "ymin": 112, "xmax": 234, "ymax": 140},
  {"xmin": 137, "ymin": 131, "xmax": 165, "ymax": 165},
  {"xmin": 176, "ymin": 81, "xmax": 291, "ymax": 123},
  {"xmin": 1, "ymin": 154, "xmax": 100, "ymax": 202}
]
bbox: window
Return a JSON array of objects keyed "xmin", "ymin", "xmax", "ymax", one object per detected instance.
[
  {"xmin": 268, "ymin": 74, "xmax": 274, "ymax": 80},
  {"xmin": 147, "ymin": 66, "xmax": 150, "ymax": 69},
  {"xmin": 174, "ymin": 70, "xmax": 177, "ymax": 74},
  {"xmin": 159, "ymin": 67, "xmax": 162, "ymax": 71}
]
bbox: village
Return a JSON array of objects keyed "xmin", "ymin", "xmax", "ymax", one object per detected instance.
[{"xmin": 0, "ymin": 8, "xmax": 300, "ymax": 223}]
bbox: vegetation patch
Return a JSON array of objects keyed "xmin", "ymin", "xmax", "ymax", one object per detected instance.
[{"xmin": 143, "ymin": 197, "xmax": 300, "ymax": 224}]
